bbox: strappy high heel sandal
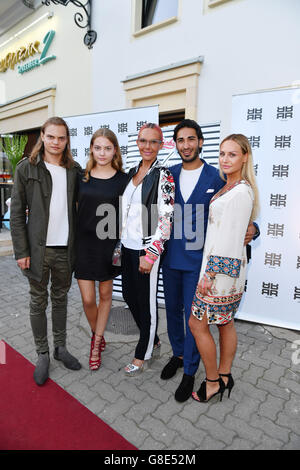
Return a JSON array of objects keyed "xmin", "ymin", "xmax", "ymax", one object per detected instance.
[
  {"xmin": 219, "ymin": 373, "xmax": 234, "ymax": 398},
  {"xmin": 89, "ymin": 334, "xmax": 102, "ymax": 371},
  {"xmin": 192, "ymin": 377, "xmax": 225, "ymax": 403},
  {"xmin": 100, "ymin": 336, "xmax": 106, "ymax": 352}
]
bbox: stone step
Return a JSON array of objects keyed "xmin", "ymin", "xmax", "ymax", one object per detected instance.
[
  {"xmin": 0, "ymin": 233, "xmax": 13, "ymax": 256},
  {"xmin": 0, "ymin": 245, "xmax": 13, "ymax": 256},
  {"xmin": 0, "ymin": 239, "xmax": 12, "ymax": 247}
]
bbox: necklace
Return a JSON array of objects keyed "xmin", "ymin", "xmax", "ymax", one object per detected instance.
[{"xmin": 211, "ymin": 180, "xmax": 244, "ymax": 204}]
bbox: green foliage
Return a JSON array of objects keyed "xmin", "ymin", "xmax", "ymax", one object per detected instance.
[{"xmin": 0, "ymin": 134, "xmax": 28, "ymax": 178}]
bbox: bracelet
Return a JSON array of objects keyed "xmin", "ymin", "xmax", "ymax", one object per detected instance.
[
  {"xmin": 145, "ymin": 256, "xmax": 154, "ymax": 265},
  {"xmin": 145, "ymin": 250, "xmax": 156, "ymax": 261}
]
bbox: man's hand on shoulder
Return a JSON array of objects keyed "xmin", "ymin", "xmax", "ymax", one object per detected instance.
[{"xmin": 244, "ymin": 223, "xmax": 257, "ymax": 245}]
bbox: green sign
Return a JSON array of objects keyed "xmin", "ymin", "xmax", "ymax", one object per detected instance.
[{"xmin": 18, "ymin": 30, "xmax": 56, "ymax": 75}]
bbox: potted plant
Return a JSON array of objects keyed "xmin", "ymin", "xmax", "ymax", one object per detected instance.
[{"xmin": 0, "ymin": 134, "xmax": 28, "ymax": 179}]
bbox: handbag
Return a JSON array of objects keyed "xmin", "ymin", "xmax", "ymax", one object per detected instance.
[{"xmin": 112, "ymin": 240, "xmax": 122, "ymax": 267}]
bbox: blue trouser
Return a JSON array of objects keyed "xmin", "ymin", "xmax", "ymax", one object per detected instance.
[{"xmin": 162, "ymin": 265, "xmax": 201, "ymax": 376}]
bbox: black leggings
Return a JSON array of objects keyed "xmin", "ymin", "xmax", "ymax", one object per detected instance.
[{"xmin": 122, "ymin": 246, "xmax": 160, "ymax": 360}]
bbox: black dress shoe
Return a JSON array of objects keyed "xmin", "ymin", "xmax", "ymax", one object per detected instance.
[
  {"xmin": 54, "ymin": 346, "xmax": 81, "ymax": 370},
  {"xmin": 33, "ymin": 352, "xmax": 50, "ymax": 386},
  {"xmin": 160, "ymin": 356, "xmax": 183, "ymax": 380},
  {"xmin": 175, "ymin": 373, "xmax": 195, "ymax": 402}
]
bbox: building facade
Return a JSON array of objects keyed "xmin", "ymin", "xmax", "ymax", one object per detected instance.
[
  {"xmin": 90, "ymin": 0, "xmax": 300, "ymax": 134},
  {"xmin": 0, "ymin": 0, "xmax": 299, "ymax": 165}
]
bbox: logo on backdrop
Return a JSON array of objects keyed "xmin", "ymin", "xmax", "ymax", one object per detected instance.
[
  {"xmin": 264, "ymin": 253, "xmax": 282, "ymax": 268},
  {"xmin": 261, "ymin": 282, "xmax": 279, "ymax": 297},
  {"xmin": 269, "ymin": 194, "xmax": 287, "ymax": 208},
  {"xmin": 276, "ymin": 105, "xmax": 294, "ymax": 120},
  {"xmin": 272, "ymin": 165, "xmax": 289, "ymax": 178},
  {"xmin": 248, "ymin": 136, "xmax": 261, "ymax": 148},
  {"xmin": 294, "ymin": 287, "xmax": 300, "ymax": 301},
  {"xmin": 247, "ymin": 108, "xmax": 263, "ymax": 120},
  {"xmin": 274, "ymin": 135, "xmax": 292, "ymax": 149},
  {"xmin": 267, "ymin": 223, "xmax": 284, "ymax": 238}
]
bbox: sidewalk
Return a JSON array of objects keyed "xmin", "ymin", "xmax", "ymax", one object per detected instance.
[{"xmin": 0, "ymin": 253, "xmax": 299, "ymax": 450}]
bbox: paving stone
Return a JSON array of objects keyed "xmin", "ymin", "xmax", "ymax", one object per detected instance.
[
  {"xmin": 140, "ymin": 436, "xmax": 166, "ymax": 450},
  {"xmin": 258, "ymin": 395, "xmax": 285, "ymax": 421},
  {"xmin": 125, "ymin": 396, "xmax": 161, "ymax": 425},
  {"xmin": 226, "ymin": 438, "xmax": 254, "ymax": 450},
  {"xmin": 113, "ymin": 415, "xmax": 148, "ymax": 448},
  {"xmin": 257, "ymin": 378, "xmax": 290, "ymax": 400},
  {"xmin": 282, "ymin": 433, "xmax": 300, "ymax": 450},
  {"xmin": 241, "ymin": 348, "xmax": 272, "ymax": 369},
  {"xmin": 100, "ymin": 396, "xmax": 135, "ymax": 424},
  {"xmin": 168, "ymin": 415, "xmax": 206, "ymax": 446},
  {"xmin": 152, "ymin": 399, "xmax": 184, "ymax": 424},
  {"xmin": 242, "ymin": 363, "xmax": 265, "ymax": 385},
  {"xmin": 195, "ymin": 414, "xmax": 235, "ymax": 445},
  {"xmin": 66, "ymin": 381, "xmax": 98, "ymax": 405},
  {"xmin": 255, "ymin": 436, "xmax": 284, "ymax": 450},
  {"xmin": 116, "ymin": 379, "xmax": 148, "ymax": 403},
  {"xmin": 250, "ymin": 415, "xmax": 290, "ymax": 443},
  {"xmin": 237, "ymin": 381, "xmax": 268, "ymax": 402},
  {"xmin": 232, "ymin": 396, "xmax": 261, "ymax": 421},
  {"xmin": 223, "ymin": 415, "xmax": 263, "ymax": 445},
  {"xmin": 139, "ymin": 415, "xmax": 177, "ymax": 447},
  {"xmin": 279, "ymin": 377, "xmax": 300, "ymax": 395},
  {"xmin": 197, "ymin": 435, "xmax": 226, "ymax": 450},
  {"xmin": 139, "ymin": 378, "xmax": 172, "ymax": 403},
  {"xmin": 90, "ymin": 381, "xmax": 121, "ymax": 403}
]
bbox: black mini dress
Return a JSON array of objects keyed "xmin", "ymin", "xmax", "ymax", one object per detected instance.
[{"xmin": 75, "ymin": 171, "xmax": 128, "ymax": 281}]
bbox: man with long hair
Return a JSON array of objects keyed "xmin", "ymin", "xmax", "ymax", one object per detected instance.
[{"xmin": 10, "ymin": 117, "xmax": 82, "ymax": 385}]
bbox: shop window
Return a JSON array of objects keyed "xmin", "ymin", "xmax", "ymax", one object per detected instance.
[{"xmin": 133, "ymin": 0, "xmax": 178, "ymax": 36}]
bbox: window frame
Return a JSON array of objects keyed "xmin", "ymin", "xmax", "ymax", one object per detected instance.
[
  {"xmin": 132, "ymin": 0, "xmax": 180, "ymax": 37},
  {"xmin": 207, "ymin": 0, "xmax": 233, "ymax": 8}
]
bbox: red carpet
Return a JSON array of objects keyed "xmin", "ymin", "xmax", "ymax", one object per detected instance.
[{"xmin": 0, "ymin": 342, "xmax": 137, "ymax": 450}]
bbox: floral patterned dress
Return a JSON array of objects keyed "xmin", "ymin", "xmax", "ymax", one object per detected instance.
[{"xmin": 191, "ymin": 180, "xmax": 254, "ymax": 325}]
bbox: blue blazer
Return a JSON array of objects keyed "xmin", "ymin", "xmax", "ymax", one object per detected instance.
[{"xmin": 163, "ymin": 160, "xmax": 224, "ymax": 272}]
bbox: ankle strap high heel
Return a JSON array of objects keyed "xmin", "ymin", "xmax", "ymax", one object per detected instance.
[
  {"xmin": 219, "ymin": 373, "xmax": 234, "ymax": 398},
  {"xmin": 192, "ymin": 377, "xmax": 225, "ymax": 403}
]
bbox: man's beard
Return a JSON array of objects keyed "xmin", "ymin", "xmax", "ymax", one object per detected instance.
[{"xmin": 179, "ymin": 147, "xmax": 202, "ymax": 163}]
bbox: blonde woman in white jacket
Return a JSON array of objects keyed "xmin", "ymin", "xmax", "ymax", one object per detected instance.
[{"xmin": 189, "ymin": 134, "xmax": 259, "ymax": 403}]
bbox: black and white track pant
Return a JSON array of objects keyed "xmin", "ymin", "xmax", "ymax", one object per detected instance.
[{"xmin": 122, "ymin": 246, "xmax": 160, "ymax": 361}]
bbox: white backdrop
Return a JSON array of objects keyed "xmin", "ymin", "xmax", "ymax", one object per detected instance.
[
  {"xmin": 64, "ymin": 105, "xmax": 159, "ymax": 169},
  {"xmin": 232, "ymin": 87, "xmax": 300, "ymax": 331}
]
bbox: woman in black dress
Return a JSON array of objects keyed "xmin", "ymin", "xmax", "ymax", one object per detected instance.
[{"xmin": 75, "ymin": 128, "xmax": 128, "ymax": 370}]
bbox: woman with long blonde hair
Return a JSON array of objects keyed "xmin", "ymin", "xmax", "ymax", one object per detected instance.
[
  {"xmin": 189, "ymin": 134, "xmax": 259, "ymax": 403},
  {"xmin": 75, "ymin": 128, "xmax": 128, "ymax": 370}
]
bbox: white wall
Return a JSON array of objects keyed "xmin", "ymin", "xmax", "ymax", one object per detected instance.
[{"xmin": 91, "ymin": 0, "xmax": 300, "ymax": 136}]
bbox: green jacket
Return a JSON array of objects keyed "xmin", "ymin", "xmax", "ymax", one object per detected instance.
[{"xmin": 10, "ymin": 154, "xmax": 81, "ymax": 282}]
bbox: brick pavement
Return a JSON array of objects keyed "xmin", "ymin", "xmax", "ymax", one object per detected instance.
[{"xmin": 0, "ymin": 254, "xmax": 299, "ymax": 450}]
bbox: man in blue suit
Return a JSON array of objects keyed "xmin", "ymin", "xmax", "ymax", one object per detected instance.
[{"xmin": 161, "ymin": 119, "xmax": 258, "ymax": 402}]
